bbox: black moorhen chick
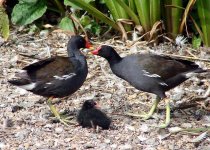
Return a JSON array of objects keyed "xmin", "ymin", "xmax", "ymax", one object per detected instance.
[
  {"xmin": 77, "ymin": 100, "xmax": 111, "ymax": 129},
  {"xmin": 92, "ymin": 45, "xmax": 207, "ymax": 128},
  {"xmin": 8, "ymin": 35, "xmax": 91, "ymax": 125}
]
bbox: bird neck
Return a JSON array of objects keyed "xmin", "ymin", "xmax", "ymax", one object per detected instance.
[
  {"xmin": 67, "ymin": 45, "xmax": 83, "ymax": 57},
  {"xmin": 106, "ymin": 52, "xmax": 122, "ymax": 65}
]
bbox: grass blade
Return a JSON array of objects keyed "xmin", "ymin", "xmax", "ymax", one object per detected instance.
[
  {"xmin": 196, "ymin": 0, "xmax": 210, "ymax": 46},
  {"xmin": 134, "ymin": 0, "xmax": 150, "ymax": 32},
  {"xmin": 150, "ymin": 0, "xmax": 161, "ymax": 25},
  {"xmin": 115, "ymin": 0, "xmax": 140, "ymax": 25},
  {"xmin": 66, "ymin": 0, "xmax": 119, "ymax": 31},
  {"xmin": 171, "ymin": 0, "xmax": 183, "ymax": 36},
  {"xmin": 179, "ymin": 0, "xmax": 196, "ymax": 33}
]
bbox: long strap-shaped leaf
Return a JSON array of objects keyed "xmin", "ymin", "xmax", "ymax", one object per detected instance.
[
  {"xmin": 66, "ymin": 0, "xmax": 119, "ymax": 31},
  {"xmin": 197, "ymin": 0, "xmax": 210, "ymax": 46},
  {"xmin": 179, "ymin": 0, "xmax": 196, "ymax": 33},
  {"xmin": 115, "ymin": 0, "xmax": 140, "ymax": 25},
  {"xmin": 134, "ymin": 0, "xmax": 151, "ymax": 32}
]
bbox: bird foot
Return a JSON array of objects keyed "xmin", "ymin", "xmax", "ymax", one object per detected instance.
[
  {"xmin": 125, "ymin": 112, "xmax": 154, "ymax": 120},
  {"xmin": 158, "ymin": 122, "xmax": 170, "ymax": 128},
  {"xmin": 51, "ymin": 114, "xmax": 77, "ymax": 126}
]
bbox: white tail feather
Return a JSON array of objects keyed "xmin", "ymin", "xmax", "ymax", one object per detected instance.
[{"xmin": 19, "ymin": 83, "xmax": 36, "ymax": 90}]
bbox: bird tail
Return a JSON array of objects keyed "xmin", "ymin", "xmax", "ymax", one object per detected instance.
[
  {"xmin": 8, "ymin": 78, "xmax": 31, "ymax": 86},
  {"xmin": 193, "ymin": 68, "xmax": 208, "ymax": 73},
  {"xmin": 185, "ymin": 68, "xmax": 209, "ymax": 78}
]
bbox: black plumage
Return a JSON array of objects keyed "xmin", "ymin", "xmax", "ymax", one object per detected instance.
[
  {"xmin": 8, "ymin": 35, "xmax": 90, "ymax": 97},
  {"xmin": 77, "ymin": 100, "xmax": 111, "ymax": 129},
  {"xmin": 92, "ymin": 45, "xmax": 207, "ymax": 128},
  {"xmin": 8, "ymin": 35, "xmax": 91, "ymax": 125}
]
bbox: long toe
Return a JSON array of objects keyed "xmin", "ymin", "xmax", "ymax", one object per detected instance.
[
  {"xmin": 59, "ymin": 116, "xmax": 77, "ymax": 126},
  {"xmin": 125, "ymin": 112, "xmax": 154, "ymax": 120},
  {"xmin": 125, "ymin": 98, "xmax": 160, "ymax": 120}
]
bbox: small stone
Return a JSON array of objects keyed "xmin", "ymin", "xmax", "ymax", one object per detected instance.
[
  {"xmin": 0, "ymin": 104, "xmax": 6, "ymax": 108},
  {"xmin": 44, "ymin": 124, "xmax": 53, "ymax": 128},
  {"xmin": 181, "ymin": 123, "xmax": 192, "ymax": 128},
  {"xmin": 0, "ymin": 142, "xmax": 5, "ymax": 149},
  {"xmin": 110, "ymin": 144, "xmax": 117, "ymax": 149},
  {"xmin": 138, "ymin": 134, "xmax": 148, "ymax": 141},
  {"xmin": 24, "ymin": 143, "xmax": 30, "ymax": 149},
  {"xmin": 64, "ymin": 138, "xmax": 72, "ymax": 142},
  {"xmin": 104, "ymin": 139, "xmax": 110, "ymax": 143},
  {"xmin": 15, "ymin": 130, "xmax": 29, "ymax": 140},
  {"xmin": 139, "ymin": 124, "xmax": 149, "ymax": 132},
  {"xmin": 125, "ymin": 124, "xmax": 135, "ymax": 131},
  {"xmin": 128, "ymin": 94, "xmax": 137, "ymax": 100},
  {"xmin": 118, "ymin": 144, "xmax": 132, "ymax": 150},
  {"xmin": 144, "ymin": 138, "xmax": 159, "ymax": 146},
  {"xmin": 55, "ymin": 127, "xmax": 63, "ymax": 134}
]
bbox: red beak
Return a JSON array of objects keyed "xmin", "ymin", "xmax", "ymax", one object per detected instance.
[
  {"xmin": 91, "ymin": 47, "xmax": 101, "ymax": 55},
  {"xmin": 85, "ymin": 40, "xmax": 92, "ymax": 48}
]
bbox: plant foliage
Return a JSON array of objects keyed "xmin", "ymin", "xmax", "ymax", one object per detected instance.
[
  {"xmin": 2, "ymin": 0, "xmax": 210, "ymax": 47},
  {"xmin": 0, "ymin": 6, "xmax": 9, "ymax": 40},
  {"xmin": 11, "ymin": 0, "xmax": 47, "ymax": 25}
]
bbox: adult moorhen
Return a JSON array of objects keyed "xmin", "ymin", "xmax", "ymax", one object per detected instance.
[
  {"xmin": 91, "ymin": 45, "xmax": 207, "ymax": 128},
  {"xmin": 8, "ymin": 35, "xmax": 91, "ymax": 125},
  {"xmin": 77, "ymin": 100, "xmax": 111, "ymax": 129}
]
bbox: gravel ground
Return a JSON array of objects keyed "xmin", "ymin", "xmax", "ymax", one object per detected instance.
[{"xmin": 0, "ymin": 29, "xmax": 210, "ymax": 150}]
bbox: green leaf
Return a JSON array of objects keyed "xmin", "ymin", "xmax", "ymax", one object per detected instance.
[
  {"xmin": 64, "ymin": 0, "xmax": 81, "ymax": 9},
  {"xmin": 192, "ymin": 36, "xmax": 201, "ymax": 49},
  {"xmin": 171, "ymin": 0, "xmax": 183, "ymax": 36},
  {"xmin": 91, "ymin": 24, "xmax": 101, "ymax": 36},
  {"xmin": 134, "ymin": 0, "xmax": 151, "ymax": 32},
  {"xmin": 0, "ymin": 6, "xmax": 9, "ymax": 40},
  {"xmin": 80, "ymin": 16, "xmax": 91, "ymax": 26},
  {"xmin": 11, "ymin": 0, "xmax": 47, "ymax": 25},
  {"xmin": 115, "ymin": 0, "xmax": 140, "ymax": 25},
  {"xmin": 197, "ymin": 0, "xmax": 210, "ymax": 46},
  {"xmin": 66, "ymin": 0, "xmax": 119, "ymax": 31},
  {"xmin": 59, "ymin": 17, "xmax": 74, "ymax": 32},
  {"xmin": 64, "ymin": 0, "xmax": 94, "ymax": 9}
]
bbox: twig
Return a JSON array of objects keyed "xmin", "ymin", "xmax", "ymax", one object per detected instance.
[
  {"xmin": 19, "ymin": 53, "xmax": 43, "ymax": 60},
  {"xmin": 186, "ymin": 49, "xmax": 198, "ymax": 58},
  {"xmin": 160, "ymin": 53, "xmax": 210, "ymax": 62},
  {"xmin": 69, "ymin": 13, "xmax": 87, "ymax": 38}
]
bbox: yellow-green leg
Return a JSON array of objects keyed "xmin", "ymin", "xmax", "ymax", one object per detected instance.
[
  {"xmin": 159, "ymin": 98, "xmax": 171, "ymax": 128},
  {"xmin": 47, "ymin": 97, "xmax": 75, "ymax": 126},
  {"xmin": 125, "ymin": 97, "xmax": 160, "ymax": 119}
]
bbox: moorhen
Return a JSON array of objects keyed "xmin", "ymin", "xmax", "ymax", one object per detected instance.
[
  {"xmin": 77, "ymin": 100, "xmax": 111, "ymax": 129},
  {"xmin": 91, "ymin": 45, "xmax": 207, "ymax": 128},
  {"xmin": 8, "ymin": 35, "xmax": 91, "ymax": 125}
]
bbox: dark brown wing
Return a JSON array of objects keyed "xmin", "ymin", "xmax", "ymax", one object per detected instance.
[
  {"xmin": 25, "ymin": 57, "xmax": 75, "ymax": 82},
  {"xmin": 137, "ymin": 54, "xmax": 199, "ymax": 80}
]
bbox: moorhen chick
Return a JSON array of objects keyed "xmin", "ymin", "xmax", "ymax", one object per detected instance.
[
  {"xmin": 8, "ymin": 35, "xmax": 91, "ymax": 125},
  {"xmin": 77, "ymin": 100, "xmax": 111, "ymax": 129},
  {"xmin": 92, "ymin": 45, "xmax": 207, "ymax": 128}
]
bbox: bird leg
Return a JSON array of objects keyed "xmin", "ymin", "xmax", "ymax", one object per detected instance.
[
  {"xmin": 125, "ymin": 97, "xmax": 160, "ymax": 119},
  {"xmin": 47, "ymin": 97, "xmax": 75, "ymax": 126},
  {"xmin": 158, "ymin": 98, "xmax": 171, "ymax": 128}
]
